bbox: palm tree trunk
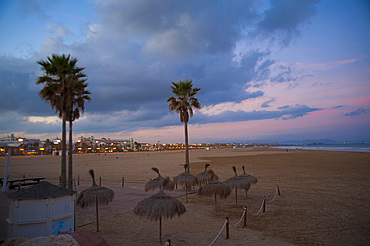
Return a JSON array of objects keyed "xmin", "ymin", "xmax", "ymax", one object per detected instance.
[
  {"xmin": 68, "ymin": 119, "xmax": 73, "ymax": 190},
  {"xmin": 184, "ymin": 121, "xmax": 189, "ymax": 171},
  {"xmin": 61, "ymin": 117, "xmax": 67, "ymax": 188}
]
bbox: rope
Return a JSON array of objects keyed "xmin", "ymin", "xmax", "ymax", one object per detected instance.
[
  {"xmin": 269, "ymin": 185, "xmax": 279, "ymax": 202},
  {"xmin": 231, "ymin": 207, "xmax": 246, "ymax": 226},
  {"xmin": 248, "ymin": 196, "xmax": 266, "ymax": 216},
  {"xmin": 208, "ymin": 220, "xmax": 227, "ymax": 246},
  {"xmin": 269, "ymin": 186, "xmax": 278, "ymax": 202}
]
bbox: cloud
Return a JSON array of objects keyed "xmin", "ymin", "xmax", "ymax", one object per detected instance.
[
  {"xmin": 0, "ymin": 56, "xmax": 52, "ymax": 115},
  {"xmin": 344, "ymin": 108, "xmax": 370, "ymax": 117},
  {"xmin": 253, "ymin": 0, "xmax": 319, "ymax": 46},
  {"xmin": 19, "ymin": 0, "xmax": 51, "ymax": 20},
  {"xmin": 0, "ymin": 0, "xmax": 328, "ymax": 141},
  {"xmin": 96, "ymin": 0, "xmax": 255, "ymax": 56},
  {"xmin": 278, "ymin": 104, "xmax": 321, "ymax": 119},
  {"xmin": 261, "ymin": 99, "xmax": 275, "ymax": 108},
  {"xmin": 195, "ymin": 103, "xmax": 320, "ymax": 124}
]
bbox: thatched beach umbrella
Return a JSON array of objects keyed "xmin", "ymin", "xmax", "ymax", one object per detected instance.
[
  {"xmin": 198, "ymin": 178, "xmax": 231, "ymax": 215},
  {"xmin": 225, "ymin": 166, "xmax": 251, "ymax": 205},
  {"xmin": 135, "ymin": 178, "xmax": 186, "ymax": 243},
  {"xmin": 240, "ymin": 165, "xmax": 258, "ymax": 184},
  {"xmin": 76, "ymin": 169, "xmax": 114, "ymax": 232},
  {"xmin": 240, "ymin": 165, "xmax": 257, "ymax": 198},
  {"xmin": 145, "ymin": 167, "xmax": 175, "ymax": 192},
  {"xmin": 196, "ymin": 163, "xmax": 218, "ymax": 186},
  {"xmin": 173, "ymin": 164, "xmax": 198, "ymax": 203}
]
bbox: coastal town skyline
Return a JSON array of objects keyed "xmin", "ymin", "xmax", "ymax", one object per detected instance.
[{"xmin": 1, "ymin": 1, "xmax": 369, "ymax": 144}]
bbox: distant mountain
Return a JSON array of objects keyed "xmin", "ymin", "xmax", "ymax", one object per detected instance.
[{"xmin": 278, "ymin": 139, "xmax": 338, "ymax": 145}]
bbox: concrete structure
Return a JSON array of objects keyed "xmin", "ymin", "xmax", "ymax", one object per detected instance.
[{"xmin": 6, "ymin": 182, "xmax": 76, "ymax": 239}]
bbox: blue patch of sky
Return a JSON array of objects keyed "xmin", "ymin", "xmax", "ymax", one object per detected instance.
[
  {"xmin": 273, "ymin": 0, "xmax": 370, "ymax": 64},
  {"xmin": 0, "ymin": 0, "xmax": 97, "ymax": 58}
]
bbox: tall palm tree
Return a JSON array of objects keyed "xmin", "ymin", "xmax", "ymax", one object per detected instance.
[
  {"xmin": 36, "ymin": 54, "xmax": 84, "ymax": 188},
  {"xmin": 67, "ymin": 74, "xmax": 91, "ymax": 190},
  {"xmin": 167, "ymin": 79, "xmax": 201, "ymax": 172}
]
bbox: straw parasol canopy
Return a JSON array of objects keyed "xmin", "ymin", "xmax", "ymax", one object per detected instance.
[
  {"xmin": 198, "ymin": 176, "xmax": 231, "ymax": 215},
  {"xmin": 240, "ymin": 165, "xmax": 257, "ymax": 199},
  {"xmin": 240, "ymin": 165, "xmax": 258, "ymax": 184},
  {"xmin": 173, "ymin": 164, "xmax": 198, "ymax": 203},
  {"xmin": 196, "ymin": 163, "xmax": 218, "ymax": 186},
  {"xmin": 224, "ymin": 166, "xmax": 251, "ymax": 205},
  {"xmin": 76, "ymin": 169, "xmax": 114, "ymax": 232},
  {"xmin": 145, "ymin": 167, "xmax": 175, "ymax": 192},
  {"xmin": 135, "ymin": 177, "xmax": 186, "ymax": 243}
]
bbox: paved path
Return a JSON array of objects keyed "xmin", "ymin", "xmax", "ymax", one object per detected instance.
[{"xmin": 0, "ymin": 185, "xmax": 192, "ymax": 241}]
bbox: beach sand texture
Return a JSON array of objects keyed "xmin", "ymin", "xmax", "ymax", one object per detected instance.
[{"xmin": 0, "ymin": 148, "xmax": 369, "ymax": 245}]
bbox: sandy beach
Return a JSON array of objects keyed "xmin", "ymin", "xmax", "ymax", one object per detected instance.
[{"xmin": 1, "ymin": 148, "xmax": 369, "ymax": 245}]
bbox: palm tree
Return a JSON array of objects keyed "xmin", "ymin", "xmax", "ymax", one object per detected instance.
[
  {"xmin": 167, "ymin": 79, "xmax": 201, "ymax": 172},
  {"xmin": 36, "ymin": 54, "xmax": 85, "ymax": 189},
  {"xmin": 67, "ymin": 74, "xmax": 91, "ymax": 190}
]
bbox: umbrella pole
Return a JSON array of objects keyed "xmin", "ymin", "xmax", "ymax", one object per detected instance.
[
  {"xmin": 214, "ymin": 194, "xmax": 217, "ymax": 215},
  {"xmin": 245, "ymin": 189, "xmax": 248, "ymax": 199},
  {"xmin": 96, "ymin": 200, "xmax": 99, "ymax": 232},
  {"xmin": 159, "ymin": 216, "xmax": 162, "ymax": 243},
  {"xmin": 185, "ymin": 185, "xmax": 188, "ymax": 203},
  {"xmin": 235, "ymin": 188, "xmax": 238, "ymax": 206}
]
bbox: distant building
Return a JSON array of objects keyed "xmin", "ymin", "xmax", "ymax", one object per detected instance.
[
  {"xmin": 78, "ymin": 136, "xmax": 134, "ymax": 151},
  {"xmin": 0, "ymin": 135, "xmax": 42, "ymax": 155}
]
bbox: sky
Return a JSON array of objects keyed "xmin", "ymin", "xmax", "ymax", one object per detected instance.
[{"xmin": 0, "ymin": 0, "xmax": 369, "ymax": 144}]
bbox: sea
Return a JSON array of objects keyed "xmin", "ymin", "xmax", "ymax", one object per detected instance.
[{"xmin": 272, "ymin": 143, "xmax": 370, "ymax": 153}]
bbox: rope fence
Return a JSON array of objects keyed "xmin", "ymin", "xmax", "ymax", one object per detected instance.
[
  {"xmin": 248, "ymin": 196, "xmax": 266, "ymax": 216},
  {"xmin": 208, "ymin": 219, "xmax": 228, "ymax": 246},
  {"xmin": 75, "ymin": 175, "xmax": 281, "ymax": 245},
  {"xmin": 269, "ymin": 185, "xmax": 281, "ymax": 203},
  {"xmin": 231, "ymin": 207, "xmax": 247, "ymax": 226},
  {"xmin": 206, "ymin": 185, "xmax": 282, "ymax": 245}
]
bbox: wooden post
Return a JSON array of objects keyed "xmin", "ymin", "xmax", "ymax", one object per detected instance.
[
  {"xmin": 214, "ymin": 194, "xmax": 217, "ymax": 215},
  {"xmin": 77, "ymin": 175, "xmax": 80, "ymax": 185},
  {"xmin": 159, "ymin": 216, "xmax": 162, "ymax": 243},
  {"xmin": 122, "ymin": 177, "xmax": 124, "ymax": 187},
  {"xmin": 263, "ymin": 196, "xmax": 266, "ymax": 213},
  {"xmin": 226, "ymin": 217, "xmax": 230, "ymax": 239},
  {"xmin": 73, "ymin": 179, "xmax": 77, "ymax": 192},
  {"xmin": 244, "ymin": 207, "xmax": 247, "ymax": 227},
  {"xmin": 96, "ymin": 200, "xmax": 99, "ymax": 232},
  {"xmin": 277, "ymin": 185, "xmax": 281, "ymax": 196},
  {"xmin": 99, "ymin": 176, "xmax": 102, "ymax": 186},
  {"xmin": 185, "ymin": 185, "xmax": 188, "ymax": 203}
]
